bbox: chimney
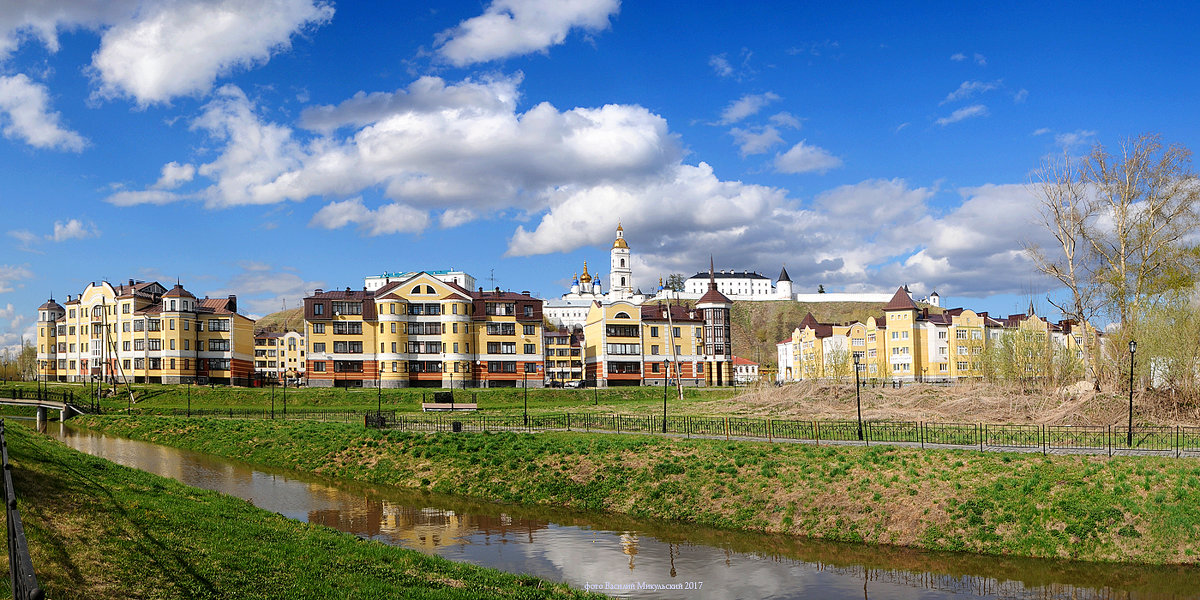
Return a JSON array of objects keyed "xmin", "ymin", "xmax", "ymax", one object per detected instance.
[
  {"xmin": 522, "ymin": 290, "xmax": 530, "ymax": 296},
  {"xmin": 129, "ymin": 279, "xmax": 134, "ymax": 286},
  {"xmin": 314, "ymin": 288, "xmax": 323, "ymax": 294}
]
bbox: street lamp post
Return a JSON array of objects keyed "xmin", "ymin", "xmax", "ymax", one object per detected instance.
[
  {"xmin": 1128, "ymin": 340, "xmax": 1136, "ymax": 447},
  {"xmin": 523, "ymin": 367, "xmax": 529, "ymax": 428},
  {"xmin": 270, "ymin": 378, "xmax": 275, "ymax": 419},
  {"xmin": 854, "ymin": 353, "xmax": 863, "ymax": 441},
  {"xmin": 663, "ymin": 359, "xmax": 670, "ymax": 433}
]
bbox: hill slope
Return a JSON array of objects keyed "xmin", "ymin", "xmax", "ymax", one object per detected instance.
[{"xmin": 253, "ymin": 307, "xmax": 303, "ymax": 333}]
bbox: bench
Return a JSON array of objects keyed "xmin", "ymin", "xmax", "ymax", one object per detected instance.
[{"xmin": 421, "ymin": 403, "xmax": 478, "ymax": 412}]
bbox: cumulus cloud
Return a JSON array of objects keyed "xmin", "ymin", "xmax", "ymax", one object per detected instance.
[
  {"xmin": 940, "ymin": 80, "xmax": 1001, "ymax": 105},
  {"xmin": 730, "ymin": 126, "xmax": 783, "ymax": 156},
  {"xmin": 435, "ymin": 0, "xmax": 620, "ymax": 67},
  {"xmin": 949, "ymin": 52, "xmax": 986, "ymax": 66},
  {"xmin": 309, "ymin": 197, "xmax": 431, "ymax": 236},
  {"xmin": 154, "ymin": 162, "xmax": 196, "ymax": 189},
  {"xmin": 7, "ymin": 230, "xmax": 38, "ymax": 252},
  {"xmin": 768, "ymin": 112, "xmax": 802, "ymax": 129},
  {"xmin": 91, "ymin": 0, "xmax": 334, "ymax": 105},
  {"xmin": 936, "ymin": 104, "xmax": 988, "ymax": 126},
  {"xmin": 774, "ymin": 140, "xmax": 843, "ymax": 174},
  {"xmin": 49, "ymin": 219, "xmax": 99, "ymax": 242},
  {"xmin": 950, "ymin": 53, "xmax": 966, "ymax": 62},
  {"xmin": 0, "ymin": 74, "xmax": 86, "ymax": 151},
  {"xmin": 718, "ymin": 92, "xmax": 780, "ymax": 125}
]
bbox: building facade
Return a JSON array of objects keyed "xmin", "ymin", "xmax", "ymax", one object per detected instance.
[
  {"xmin": 253, "ymin": 330, "xmax": 306, "ymax": 383},
  {"xmin": 35, "ymin": 280, "xmax": 254, "ymax": 385},
  {"xmin": 304, "ymin": 273, "xmax": 544, "ymax": 388}
]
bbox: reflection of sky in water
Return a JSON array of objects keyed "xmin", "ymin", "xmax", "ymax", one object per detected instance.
[{"xmin": 51, "ymin": 425, "xmax": 1199, "ymax": 600}]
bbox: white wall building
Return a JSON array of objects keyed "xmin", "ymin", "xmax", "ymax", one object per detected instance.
[{"xmin": 365, "ymin": 270, "xmax": 475, "ymax": 292}]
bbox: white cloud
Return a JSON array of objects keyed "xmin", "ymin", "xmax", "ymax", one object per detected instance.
[
  {"xmin": 1032, "ymin": 128, "xmax": 1051, "ymax": 136},
  {"xmin": 949, "ymin": 52, "xmax": 986, "ymax": 66},
  {"xmin": 0, "ymin": 74, "xmax": 86, "ymax": 151},
  {"xmin": 718, "ymin": 92, "xmax": 780, "ymax": 125},
  {"xmin": 709, "ymin": 54, "xmax": 733, "ymax": 77},
  {"xmin": 774, "ymin": 140, "xmax": 843, "ymax": 174},
  {"xmin": 0, "ymin": 265, "xmax": 33, "ymax": 294},
  {"xmin": 7, "ymin": 230, "xmax": 38, "ymax": 252},
  {"xmin": 48, "ymin": 219, "xmax": 99, "ymax": 242},
  {"xmin": 940, "ymin": 80, "xmax": 1001, "ymax": 105},
  {"xmin": 1014, "ymin": 88, "xmax": 1028, "ymax": 103},
  {"xmin": 730, "ymin": 126, "xmax": 783, "ymax": 156},
  {"xmin": 204, "ymin": 263, "xmax": 324, "ymax": 318},
  {"xmin": 950, "ymin": 53, "xmax": 966, "ymax": 62},
  {"xmin": 935, "ymin": 104, "xmax": 988, "ymax": 126},
  {"xmin": 154, "ymin": 162, "xmax": 196, "ymax": 189},
  {"xmin": 974, "ymin": 53, "xmax": 987, "ymax": 66},
  {"xmin": 1054, "ymin": 129, "xmax": 1097, "ymax": 150},
  {"xmin": 895, "ymin": 122, "xmax": 910, "ymax": 133},
  {"xmin": 91, "ymin": 0, "xmax": 333, "ymax": 105},
  {"xmin": 768, "ymin": 112, "xmax": 802, "ymax": 129},
  {"xmin": 0, "ymin": 1, "xmax": 140, "ymax": 58},
  {"xmin": 435, "ymin": 0, "xmax": 620, "ymax": 67},
  {"xmin": 309, "ymin": 197, "xmax": 431, "ymax": 236}
]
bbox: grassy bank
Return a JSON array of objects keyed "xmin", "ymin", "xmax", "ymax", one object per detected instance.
[
  {"xmin": 75, "ymin": 416, "xmax": 1200, "ymax": 566},
  {"xmin": 0, "ymin": 420, "xmax": 602, "ymax": 599},
  {"xmin": 1, "ymin": 381, "xmax": 738, "ymax": 416}
]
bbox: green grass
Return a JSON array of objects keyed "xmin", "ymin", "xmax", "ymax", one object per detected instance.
[
  {"xmin": 74, "ymin": 415, "xmax": 1200, "ymax": 566},
  {"xmin": 0, "ymin": 420, "xmax": 604, "ymax": 599},
  {"xmin": 0, "ymin": 381, "xmax": 738, "ymax": 416}
]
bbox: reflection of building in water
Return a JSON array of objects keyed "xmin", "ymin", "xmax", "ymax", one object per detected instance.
[
  {"xmin": 309, "ymin": 500, "xmax": 551, "ymax": 553},
  {"xmin": 620, "ymin": 533, "xmax": 639, "ymax": 571}
]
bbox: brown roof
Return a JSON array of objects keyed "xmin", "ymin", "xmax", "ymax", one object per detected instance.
[
  {"xmin": 882, "ymin": 286, "xmax": 917, "ymax": 311},
  {"xmin": 162, "ymin": 284, "xmax": 196, "ymax": 299},
  {"xmin": 640, "ymin": 303, "xmax": 703, "ymax": 323},
  {"xmin": 308, "ymin": 288, "xmax": 375, "ymax": 300},
  {"xmin": 798, "ymin": 312, "xmax": 834, "ymax": 337},
  {"xmin": 697, "ymin": 287, "xmax": 731, "ymax": 305},
  {"xmin": 732, "ymin": 356, "xmax": 758, "ymax": 366},
  {"xmin": 38, "ymin": 299, "xmax": 63, "ymax": 311}
]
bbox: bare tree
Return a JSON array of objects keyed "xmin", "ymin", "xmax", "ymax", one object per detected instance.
[
  {"xmin": 1084, "ymin": 134, "xmax": 1200, "ymax": 328},
  {"xmin": 1025, "ymin": 151, "xmax": 1101, "ymax": 385}
]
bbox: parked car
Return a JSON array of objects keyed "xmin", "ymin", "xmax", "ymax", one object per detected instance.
[{"xmin": 563, "ymin": 380, "xmax": 583, "ymax": 389}]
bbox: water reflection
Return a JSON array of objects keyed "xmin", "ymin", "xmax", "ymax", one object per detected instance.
[{"xmin": 49, "ymin": 424, "xmax": 1200, "ymax": 599}]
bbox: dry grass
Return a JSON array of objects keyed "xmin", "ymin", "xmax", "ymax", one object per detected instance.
[{"xmin": 689, "ymin": 380, "xmax": 1200, "ymax": 426}]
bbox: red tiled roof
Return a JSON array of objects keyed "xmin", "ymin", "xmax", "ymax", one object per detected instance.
[
  {"xmin": 882, "ymin": 286, "xmax": 917, "ymax": 311},
  {"xmin": 640, "ymin": 303, "xmax": 703, "ymax": 323},
  {"xmin": 697, "ymin": 287, "xmax": 731, "ymax": 304},
  {"xmin": 162, "ymin": 284, "xmax": 195, "ymax": 299},
  {"xmin": 732, "ymin": 356, "xmax": 758, "ymax": 366}
]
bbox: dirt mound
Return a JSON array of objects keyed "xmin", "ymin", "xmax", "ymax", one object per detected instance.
[{"xmin": 693, "ymin": 381, "xmax": 1199, "ymax": 426}]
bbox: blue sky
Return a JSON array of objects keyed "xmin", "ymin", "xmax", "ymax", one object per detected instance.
[{"xmin": 2, "ymin": 1, "xmax": 1198, "ymax": 352}]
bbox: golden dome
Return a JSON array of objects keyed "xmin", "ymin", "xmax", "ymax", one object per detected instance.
[
  {"xmin": 612, "ymin": 221, "xmax": 628, "ymax": 249},
  {"xmin": 579, "ymin": 261, "xmax": 593, "ymax": 283}
]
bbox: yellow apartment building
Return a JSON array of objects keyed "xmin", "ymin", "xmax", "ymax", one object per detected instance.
[
  {"xmin": 304, "ymin": 272, "xmax": 544, "ymax": 388},
  {"xmin": 36, "ymin": 280, "xmax": 255, "ymax": 385}
]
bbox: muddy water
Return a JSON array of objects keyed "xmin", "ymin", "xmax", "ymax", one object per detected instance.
[{"xmin": 48, "ymin": 423, "xmax": 1200, "ymax": 599}]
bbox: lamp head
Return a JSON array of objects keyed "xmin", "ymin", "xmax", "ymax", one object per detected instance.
[
  {"xmin": 853, "ymin": 353, "xmax": 860, "ymax": 365},
  {"xmin": 1129, "ymin": 340, "xmax": 1137, "ymax": 353}
]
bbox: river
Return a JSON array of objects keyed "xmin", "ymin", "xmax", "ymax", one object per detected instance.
[{"xmin": 46, "ymin": 423, "xmax": 1200, "ymax": 599}]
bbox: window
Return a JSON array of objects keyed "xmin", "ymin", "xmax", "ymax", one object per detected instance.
[
  {"xmin": 485, "ymin": 303, "xmax": 515, "ymax": 316},
  {"xmin": 957, "ymin": 361, "xmax": 969, "ymax": 371},
  {"xmin": 673, "ymin": 327, "xmax": 681, "ymax": 338},
  {"xmin": 938, "ymin": 331, "xmax": 948, "ymax": 339},
  {"xmin": 169, "ymin": 319, "xmax": 175, "ymax": 330},
  {"xmin": 209, "ymin": 339, "xmax": 230, "ymax": 351},
  {"xmin": 487, "ymin": 361, "xmax": 516, "ymax": 373},
  {"xmin": 650, "ymin": 326, "xmax": 659, "ymax": 338},
  {"xmin": 606, "ymin": 324, "xmax": 638, "ymax": 338},
  {"xmin": 123, "ymin": 304, "xmax": 130, "ymax": 314},
  {"xmin": 209, "ymin": 359, "xmax": 231, "ymax": 370},
  {"xmin": 651, "ymin": 363, "xmax": 660, "ymax": 373},
  {"xmin": 958, "ymin": 346, "xmax": 968, "ymax": 355},
  {"xmin": 312, "ymin": 361, "xmax": 326, "ymax": 372},
  {"xmin": 184, "ymin": 340, "xmax": 190, "ymax": 350},
  {"xmin": 971, "ymin": 330, "xmax": 983, "ymax": 340},
  {"xmin": 134, "ymin": 321, "xmax": 144, "ymax": 332},
  {"xmin": 487, "ymin": 342, "xmax": 516, "ymax": 354},
  {"xmin": 852, "ymin": 338, "xmax": 864, "ymax": 347},
  {"xmin": 334, "ymin": 361, "xmax": 364, "ymax": 373},
  {"xmin": 607, "ymin": 343, "xmax": 640, "ymax": 355},
  {"xmin": 452, "ymin": 304, "xmax": 458, "ymax": 315},
  {"xmin": 523, "ymin": 324, "xmax": 536, "ymax": 335},
  {"xmin": 313, "ymin": 323, "xmax": 325, "ymax": 334},
  {"xmin": 486, "ymin": 322, "xmax": 516, "ymax": 336},
  {"xmin": 134, "ymin": 339, "xmax": 144, "ymax": 351},
  {"xmin": 331, "ymin": 301, "xmax": 362, "ymax": 315},
  {"xmin": 409, "ymin": 361, "xmax": 442, "ymax": 373},
  {"xmin": 123, "ymin": 341, "xmax": 130, "ymax": 351},
  {"xmin": 696, "ymin": 362, "xmax": 704, "ymax": 373},
  {"xmin": 524, "ymin": 343, "xmax": 536, "ymax": 354},
  {"xmin": 607, "ymin": 362, "xmax": 640, "ymax": 374},
  {"xmin": 170, "ymin": 359, "xmax": 175, "ymax": 370},
  {"xmin": 408, "ymin": 341, "xmax": 442, "ymax": 354},
  {"xmin": 650, "ymin": 345, "xmax": 659, "ymax": 355},
  {"xmin": 183, "ymin": 320, "xmax": 189, "ymax": 331},
  {"xmin": 333, "ymin": 322, "xmax": 363, "ymax": 335},
  {"xmin": 956, "ymin": 329, "xmax": 968, "ymax": 339},
  {"xmin": 452, "ymin": 323, "xmax": 458, "ymax": 334},
  {"xmin": 313, "ymin": 303, "xmax": 325, "ymax": 316},
  {"xmin": 333, "ymin": 341, "xmax": 363, "ymax": 353},
  {"xmin": 391, "ymin": 342, "xmax": 397, "ymax": 352},
  {"xmin": 391, "ymin": 323, "xmax": 397, "ymax": 334},
  {"xmin": 208, "ymin": 319, "xmax": 229, "ymax": 332},
  {"xmin": 197, "ymin": 341, "xmax": 204, "ymax": 351},
  {"xmin": 148, "ymin": 339, "xmax": 161, "ymax": 351},
  {"xmin": 524, "ymin": 305, "xmax": 534, "ymax": 317},
  {"xmin": 892, "ymin": 363, "xmax": 905, "ymax": 372},
  {"xmin": 134, "ymin": 358, "xmax": 144, "ymax": 370},
  {"xmin": 148, "ymin": 358, "xmax": 162, "ymax": 370},
  {"xmin": 389, "ymin": 303, "xmax": 396, "ymax": 315}
]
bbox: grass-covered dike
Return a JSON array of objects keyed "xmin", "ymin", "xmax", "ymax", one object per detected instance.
[
  {"xmin": 75, "ymin": 416, "xmax": 1200, "ymax": 566},
  {"xmin": 0, "ymin": 420, "xmax": 603, "ymax": 599}
]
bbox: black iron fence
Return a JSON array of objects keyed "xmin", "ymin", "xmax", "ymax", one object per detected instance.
[
  {"xmin": 0, "ymin": 387, "xmax": 77, "ymax": 406},
  {"xmin": 360, "ymin": 412, "xmax": 1200, "ymax": 457},
  {"xmin": 1, "ymin": 420, "xmax": 43, "ymax": 600},
  {"xmin": 169, "ymin": 408, "xmax": 371, "ymax": 422}
]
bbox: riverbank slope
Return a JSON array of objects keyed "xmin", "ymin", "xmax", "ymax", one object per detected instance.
[
  {"xmin": 74, "ymin": 415, "xmax": 1200, "ymax": 566},
  {"xmin": 1, "ymin": 420, "xmax": 602, "ymax": 599}
]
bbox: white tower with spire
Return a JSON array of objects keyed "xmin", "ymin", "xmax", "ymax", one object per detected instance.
[{"xmin": 610, "ymin": 222, "xmax": 633, "ymax": 299}]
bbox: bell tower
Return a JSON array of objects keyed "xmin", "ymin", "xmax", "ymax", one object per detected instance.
[{"xmin": 610, "ymin": 222, "xmax": 633, "ymax": 299}]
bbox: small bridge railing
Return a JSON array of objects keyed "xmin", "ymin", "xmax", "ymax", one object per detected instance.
[{"xmin": 1, "ymin": 419, "xmax": 43, "ymax": 600}]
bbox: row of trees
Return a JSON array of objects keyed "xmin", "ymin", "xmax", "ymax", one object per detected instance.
[
  {"xmin": 0, "ymin": 342, "xmax": 36, "ymax": 382},
  {"xmin": 1027, "ymin": 133, "xmax": 1200, "ymax": 396}
]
